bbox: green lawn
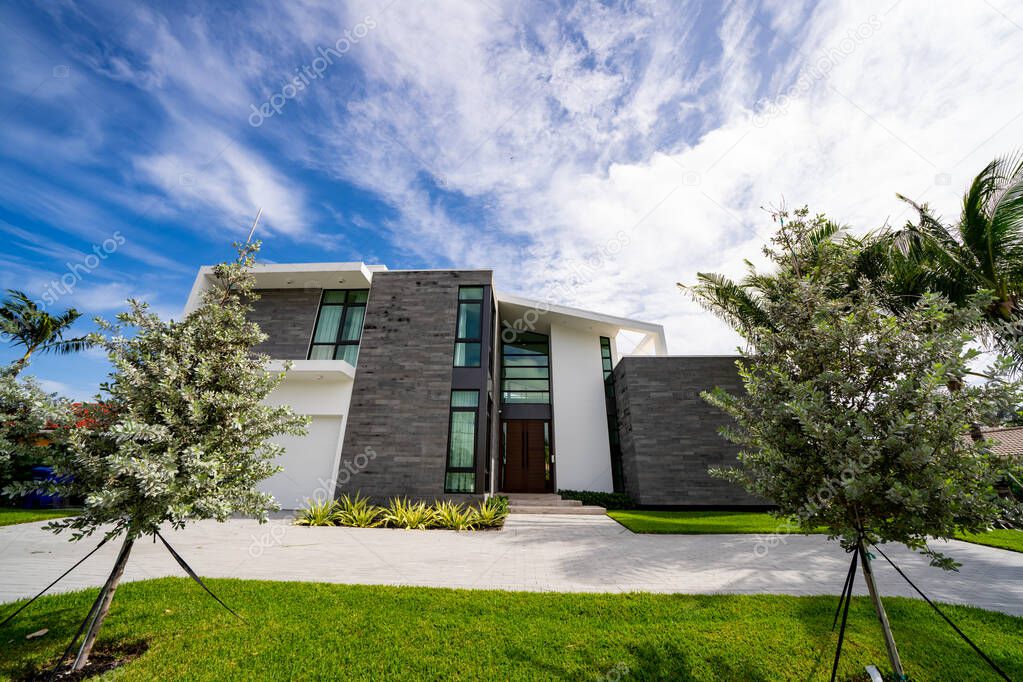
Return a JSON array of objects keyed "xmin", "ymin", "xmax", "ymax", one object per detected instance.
[
  {"xmin": 0, "ymin": 579, "xmax": 1020, "ymax": 681},
  {"xmin": 0, "ymin": 507, "xmax": 74, "ymax": 527},
  {"xmin": 608, "ymin": 511, "xmax": 1023, "ymax": 552},
  {"xmin": 955, "ymin": 528, "xmax": 1023, "ymax": 553},
  {"xmin": 607, "ymin": 510, "xmax": 826, "ymax": 534}
]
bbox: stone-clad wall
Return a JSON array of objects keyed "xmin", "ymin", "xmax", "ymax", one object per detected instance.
[
  {"xmin": 613, "ymin": 356, "xmax": 763, "ymax": 507},
  {"xmin": 338, "ymin": 270, "xmax": 493, "ymax": 501},
  {"xmin": 247, "ymin": 288, "xmax": 322, "ymax": 359}
]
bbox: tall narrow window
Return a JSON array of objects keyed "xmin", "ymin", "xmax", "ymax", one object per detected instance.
[
  {"xmin": 445, "ymin": 390, "xmax": 479, "ymax": 493},
  {"xmin": 308, "ymin": 289, "xmax": 369, "ymax": 365},
  {"xmin": 501, "ymin": 331, "xmax": 550, "ymax": 404},
  {"xmin": 453, "ymin": 286, "xmax": 483, "ymax": 367},
  {"xmin": 600, "ymin": 336, "xmax": 624, "ymax": 492},
  {"xmin": 600, "ymin": 336, "xmax": 614, "ymax": 398}
]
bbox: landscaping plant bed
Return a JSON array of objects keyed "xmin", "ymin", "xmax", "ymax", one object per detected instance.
[{"xmin": 293, "ymin": 494, "xmax": 509, "ymax": 530}]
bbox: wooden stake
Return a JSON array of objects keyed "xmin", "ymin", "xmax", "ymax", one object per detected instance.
[
  {"xmin": 858, "ymin": 542, "xmax": 905, "ymax": 679},
  {"xmin": 71, "ymin": 534, "xmax": 135, "ymax": 671}
]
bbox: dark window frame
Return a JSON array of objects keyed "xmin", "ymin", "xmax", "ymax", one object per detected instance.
[
  {"xmin": 501, "ymin": 330, "xmax": 551, "ymax": 404},
  {"xmin": 307, "ymin": 289, "xmax": 369, "ymax": 364},
  {"xmin": 444, "ymin": 389, "xmax": 480, "ymax": 493},
  {"xmin": 453, "ymin": 287, "xmax": 484, "ymax": 368}
]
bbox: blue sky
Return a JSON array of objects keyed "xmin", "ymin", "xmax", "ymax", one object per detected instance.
[{"xmin": 2, "ymin": 0, "xmax": 1022, "ymax": 399}]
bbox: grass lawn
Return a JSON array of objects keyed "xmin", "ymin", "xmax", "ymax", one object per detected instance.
[
  {"xmin": 0, "ymin": 507, "xmax": 74, "ymax": 527},
  {"xmin": 0, "ymin": 579, "xmax": 1020, "ymax": 681},
  {"xmin": 608, "ymin": 511, "xmax": 1023, "ymax": 553},
  {"xmin": 955, "ymin": 528, "xmax": 1023, "ymax": 553},
  {"xmin": 607, "ymin": 510, "xmax": 826, "ymax": 535}
]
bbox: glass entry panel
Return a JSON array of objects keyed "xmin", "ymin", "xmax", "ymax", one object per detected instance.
[{"xmin": 500, "ymin": 420, "xmax": 552, "ymax": 493}]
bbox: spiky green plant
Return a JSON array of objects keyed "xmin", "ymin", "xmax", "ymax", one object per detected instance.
[
  {"xmin": 470, "ymin": 496, "xmax": 509, "ymax": 529},
  {"xmin": 433, "ymin": 500, "xmax": 476, "ymax": 530},
  {"xmin": 335, "ymin": 492, "xmax": 383, "ymax": 528},
  {"xmin": 293, "ymin": 497, "xmax": 339, "ymax": 526},
  {"xmin": 382, "ymin": 497, "xmax": 436, "ymax": 529}
]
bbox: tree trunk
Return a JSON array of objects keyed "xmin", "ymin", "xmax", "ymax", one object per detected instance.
[
  {"xmin": 72, "ymin": 534, "xmax": 135, "ymax": 671},
  {"xmin": 858, "ymin": 543, "xmax": 905, "ymax": 679}
]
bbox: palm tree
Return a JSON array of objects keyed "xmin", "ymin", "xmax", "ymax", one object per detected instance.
[
  {"xmin": 0, "ymin": 290, "xmax": 91, "ymax": 376},
  {"xmin": 889, "ymin": 152, "xmax": 1023, "ymax": 359},
  {"xmin": 680, "ymin": 208, "xmax": 846, "ymax": 349}
]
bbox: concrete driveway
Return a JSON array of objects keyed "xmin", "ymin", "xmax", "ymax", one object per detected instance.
[{"xmin": 1, "ymin": 514, "xmax": 1021, "ymax": 615}]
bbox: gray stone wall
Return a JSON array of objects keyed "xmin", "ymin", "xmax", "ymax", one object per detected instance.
[
  {"xmin": 338, "ymin": 270, "xmax": 493, "ymax": 502},
  {"xmin": 247, "ymin": 289, "xmax": 322, "ymax": 359},
  {"xmin": 613, "ymin": 356, "xmax": 763, "ymax": 506}
]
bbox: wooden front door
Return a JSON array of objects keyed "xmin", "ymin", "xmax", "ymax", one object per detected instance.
[{"xmin": 501, "ymin": 420, "xmax": 552, "ymax": 493}]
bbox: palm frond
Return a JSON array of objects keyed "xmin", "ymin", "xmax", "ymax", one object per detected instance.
[
  {"xmin": 48, "ymin": 337, "xmax": 93, "ymax": 355},
  {"xmin": 682, "ymin": 272, "xmax": 773, "ymax": 339}
]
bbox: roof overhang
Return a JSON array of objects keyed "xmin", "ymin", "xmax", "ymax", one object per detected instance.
[
  {"xmin": 495, "ymin": 292, "xmax": 668, "ymax": 355},
  {"xmin": 184, "ymin": 262, "xmax": 385, "ymax": 314}
]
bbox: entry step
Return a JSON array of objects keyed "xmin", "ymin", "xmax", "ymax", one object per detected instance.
[{"xmin": 505, "ymin": 494, "xmax": 606, "ymax": 515}]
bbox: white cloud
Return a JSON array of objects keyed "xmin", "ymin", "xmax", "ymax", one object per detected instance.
[{"xmin": 293, "ymin": 0, "xmax": 1023, "ymax": 353}]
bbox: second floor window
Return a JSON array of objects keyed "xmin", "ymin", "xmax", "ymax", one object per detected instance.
[
  {"xmin": 501, "ymin": 331, "xmax": 550, "ymax": 404},
  {"xmin": 453, "ymin": 286, "xmax": 483, "ymax": 367},
  {"xmin": 308, "ymin": 289, "xmax": 369, "ymax": 365}
]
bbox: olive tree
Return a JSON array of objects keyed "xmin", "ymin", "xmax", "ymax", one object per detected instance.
[
  {"xmin": 0, "ymin": 369, "xmax": 70, "ymax": 501},
  {"xmin": 690, "ymin": 209, "xmax": 1021, "ymax": 677},
  {"xmin": 18, "ymin": 242, "xmax": 308, "ymax": 671}
]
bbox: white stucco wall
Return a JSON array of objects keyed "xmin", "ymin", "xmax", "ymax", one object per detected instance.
[
  {"xmin": 549, "ymin": 323, "xmax": 614, "ymax": 492},
  {"xmin": 261, "ymin": 375, "xmax": 354, "ymax": 509}
]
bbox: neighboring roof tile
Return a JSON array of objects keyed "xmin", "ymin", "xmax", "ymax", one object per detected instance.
[{"xmin": 980, "ymin": 426, "xmax": 1023, "ymax": 457}]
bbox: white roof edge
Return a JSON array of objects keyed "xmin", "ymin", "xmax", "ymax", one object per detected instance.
[
  {"xmin": 495, "ymin": 291, "xmax": 666, "ymax": 336},
  {"xmin": 183, "ymin": 262, "xmax": 385, "ymax": 316}
]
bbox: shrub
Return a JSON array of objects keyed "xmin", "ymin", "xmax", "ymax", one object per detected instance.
[
  {"xmin": 335, "ymin": 492, "xmax": 383, "ymax": 528},
  {"xmin": 470, "ymin": 496, "xmax": 509, "ymax": 528},
  {"xmin": 558, "ymin": 489, "xmax": 635, "ymax": 509},
  {"xmin": 294, "ymin": 497, "xmax": 339, "ymax": 526},
  {"xmin": 433, "ymin": 500, "xmax": 476, "ymax": 530},
  {"xmin": 382, "ymin": 497, "xmax": 436, "ymax": 529}
]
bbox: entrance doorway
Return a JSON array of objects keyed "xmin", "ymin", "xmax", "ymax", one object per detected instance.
[{"xmin": 500, "ymin": 420, "xmax": 553, "ymax": 493}]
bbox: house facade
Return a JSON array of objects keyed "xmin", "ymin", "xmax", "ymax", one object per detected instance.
[{"xmin": 185, "ymin": 262, "xmax": 759, "ymax": 509}]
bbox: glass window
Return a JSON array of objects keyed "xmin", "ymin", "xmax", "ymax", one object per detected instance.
[
  {"xmin": 502, "ymin": 366, "xmax": 549, "ymax": 379},
  {"xmin": 307, "ymin": 289, "xmax": 369, "ymax": 365},
  {"xmin": 322, "ymin": 290, "xmax": 346, "ymax": 304},
  {"xmin": 600, "ymin": 337, "xmax": 614, "ymax": 397},
  {"xmin": 447, "ymin": 412, "xmax": 476, "ymax": 468},
  {"xmin": 445, "ymin": 389, "xmax": 479, "ymax": 493},
  {"xmin": 454, "ymin": 342, "xmax": 481, "ymax": 367},
  {"xmin": 444, "ymin": 472, "xmax": 474, "ymax": 493},
  {"xmin": 501, "ymin": 330, "xmax": 550, "ymax": 404},
  {"xmin": 313, "ymin": 306, "xmax": 343, "ymax": 343},
  {"xmin": 457, "ymin": 302, "xmax": 481, "ymax": 338},
  {"xmin": 453, "ymin": 286, "xmax": 485, "ymax": 368},
  {"xmin": 340, "ymin": 306, "xmax": 365, "ymax": 341},
  {"xmin": 309, "ymin": 345, "xmax": 334, "ymax": 360},
  {"xmin": 335, "ymin": 345, "xmax": 359, "ymax": 365},
  {"xmin": 451, "ymin": 390, "xmax": 479, "ymax": 408}
]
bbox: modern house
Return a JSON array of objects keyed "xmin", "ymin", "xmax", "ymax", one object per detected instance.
[{"xmin": 184, "ymin": 262, "xmax": 759, "ymax": 509}]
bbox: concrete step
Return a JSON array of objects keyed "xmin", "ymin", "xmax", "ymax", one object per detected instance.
[
  {"xmin": 508, "ymin": 504, "xmax": 606, "ymax": 515},
  {"xmin": 504, "ymin": 494, "xmax": 583, "ymax": 507}
]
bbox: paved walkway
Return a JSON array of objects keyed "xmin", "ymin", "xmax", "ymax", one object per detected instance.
[{"xmin": 2, "ymin": 515, "xmax": 1021, "ymax": 615}]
